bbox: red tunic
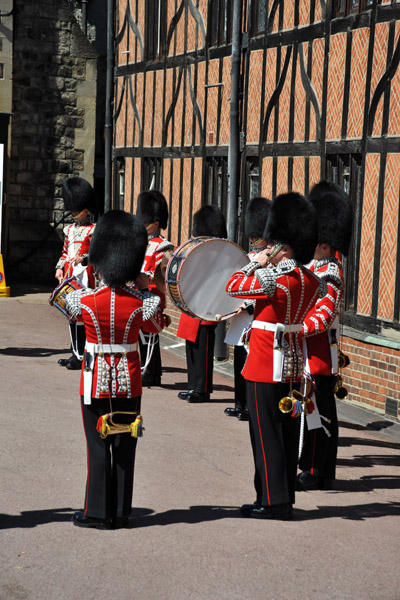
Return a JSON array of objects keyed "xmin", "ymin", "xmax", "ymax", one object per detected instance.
[
  {"xmin": 226, "ymin": 259, "xmax": 321, "ymax": 383},
  {"xmin": 55, "ymin": 220, "xmax": 96, "ymax": 288},
  {"xmin": 142, "ymin": 233, "xmax": 173, "ymax": 309},
  {"xmin": 66, "ymin": 284, "xmax": 164, "ymax": 398},
  {"xmin": 302, "ymin": 257, "xmax": 344, "ymax": 376}
]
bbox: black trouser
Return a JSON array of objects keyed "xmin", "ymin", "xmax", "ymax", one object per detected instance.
[
  {"xmin": 69, "ymin": 321, "xmax": 86, "ymax": 359},
  {"xmin": 246, "ymin": 381, "xmax": 300, "ymax": 506},
  {"xmin": 186, "ymin": 324, "xmax": 216, "ymax": 394},
  {"xmin": 299, "ymin": 374, "xmax": 338, "ymax": 479},
  {"xmin": 139, "ymin": 333, "xmax": 162, "ymax": 380},
  {"xmin": 80, "ymin": 396, "xmax": 141, "ymax": 521},
  {"xmin": 233, "ymin": 345, "xmax": 247, "ymax": 412}
]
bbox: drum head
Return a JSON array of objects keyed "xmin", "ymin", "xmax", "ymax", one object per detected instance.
[{"xmin": 176, "ymin": 238, "xmax": 249, "ymax": 321}]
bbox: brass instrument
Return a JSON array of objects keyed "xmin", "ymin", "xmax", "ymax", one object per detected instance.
[
  {"xmin": 338, "ymin": 349, "xmax": 350, "ymax": 368},
  {"xmin": 334, "ymin": 375, "xmax": 348, "ymax": 399},
  {"xmin": 279, "ymin": 389, "xmax": 304, "ymax": 416},
  {"xmin": 96, "ymin": 412, "xmax": 144, "ymax": 439}
]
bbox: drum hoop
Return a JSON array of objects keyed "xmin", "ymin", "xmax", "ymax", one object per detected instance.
[{"xmin": 165, "ymin": 237, "xmax": 248, "ymax": 321}]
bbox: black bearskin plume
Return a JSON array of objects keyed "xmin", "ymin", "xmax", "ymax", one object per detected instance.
[
  {"xmin": 136, "ymin": 190, "xmax": 169, "ymax": 230},
  {"xmin": 244, "ymin": 197, "xmax": 272, "ymax": 239},
  {"xmin": 263, "ymin": 192, "xmax": 318, "ymax": 264},
  {"xmin": 192, "ymin": 205, "xmax": 227, "ymax": 238},
  {"xmin": 89, "ymin": 210, "xmax": 148, "ymax": 285},
  {"xmin": 62, "ymin": 177, "xmax": 97, "ymax": 214},
  {"xmin": 308, "ymin": 180, "xmax": 353, "ymax": 256}
]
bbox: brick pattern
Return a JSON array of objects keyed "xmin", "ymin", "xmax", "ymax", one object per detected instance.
[
  {"xmin": 341, "ymin": 336, "xmax": 400, "ymax": 420},
  {"xmin": 310, "ymin": 37, "xmax": 325, "ymax": 141},
  {"xmin": 377, "ymin": 153, "xmax": 400, "ymax": 321},
  {"xmin": 153, "ymin": 70, "xmax": 164, "ymax": 147},
  {"xmin": 247, "ymin": 50, "xmax": 263, "ymax": 143},
  {"xmin": 264, "ymin": 47, "xmax": 278, "ymax": 143},
  {"xmin": 123, "ymin": 157, "xmax": 132, "ymax": 213},
  {"xmin": 276, "ymin": 156, "xmax": 289, "ymax": 195},
  {"xmin": 283, "ymin": 0, "xmax": 295, "ymax": 32},
  {"xmin": 293, "ymin": 45, "xmax": 307, "ymax": 142},
  {"xmin": 292, "ymin": 156, "xmax": 305, "ymax": 193},
  {"xmin": 299, "ymin": 1, "xmax": 311, "ymax": 27},
  {"xmin": 261, "ymin": 157, "xmax": 274, "ymax": 199},
  {"xmin": 358, "ymin": 153, "xmax": 380, "ymax": 316},
  {"xmin": 115, "ymin": 78, "xmax": 125, "ymax": 148},
  {"xmin": 326, "ymin": 33, "xmax": 347, "ymax": 140},
  {"xmin": 388, "ymin": 22, "xmax": 400, "ymax": 137},
  {"xmin": 277, "ymin": 48, "xmax": 292, "ymax": 142},
  {"xmin": 347, "ymin": 28, "xmax": 369, "ymax": 139},
  {"xmin": 308, "ymin": 156, "xmax": 322, "ymax": 188},
  {"xmin": 371, "ymin": 23, "xmax": 389, "ymax": 137},
  {"xmin": 219, "ymin": 58, "xmax": 231, "ymax": 145},
  {"xmin": 164, "ymin": 69, "xmax": 175, "ymax": 146}
]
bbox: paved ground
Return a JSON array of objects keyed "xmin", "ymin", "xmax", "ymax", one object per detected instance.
[{"xmin": 1, "ymin": 285, "xmax": 399, "ymax": 600}]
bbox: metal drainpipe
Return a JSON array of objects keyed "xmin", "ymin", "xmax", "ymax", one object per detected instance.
[
  {"xmin": 81, "ymin": 0, "xmax": 88, "ymax": 35},
  {"xmin": 104, "ymin": 0, "xmax": 114, "ymax": 213},
  {"xmin": 227, "ymin": 0, "xmax": 242, "ymax": 242},
  {"xmin": 215, "ymin": 1, "xmax": 242, "ymax": 361}
]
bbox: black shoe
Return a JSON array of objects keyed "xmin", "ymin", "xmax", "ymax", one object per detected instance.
[
  {"xmin": 72, "ymin": 511, "xmax": 112, "ymax": 530},
  {"xmin": 241, "ymin": 503, "xmax": 293, "ymax": 521},
  {"xmin": 66, "ymin": 357, "xmax": 82, "ymax": 370},
  {"xmin": 240, "ymin": 501, "xmax": 261, "ymax": 516},
  {"xmin": 224, "ymin": 407, "xmax": 241, "ymax": 417},
  {"xmin": 113, "ymin": 516, "xmax": 130, "ymax": 529},
  {"xmin": 178, "ymin": 390, "xmax": 193, "ymax": 400},
  {"xmin": 238, "ymin": 408, "xmax": 249, "ymax": 421},
  {"xmin": 296, "ymin": 471, "xmax": 319, "ymax": 491},
  {"xmin": 187, "ymin": 392, "xmax": 210, "ymax": 403},
  {"xmin": 58, "ymin": 356, "xmax": 74, "ymax": 367},
  {"xmin": 142, "ymin": 374, "xmax": 161, "ymax": 387}
]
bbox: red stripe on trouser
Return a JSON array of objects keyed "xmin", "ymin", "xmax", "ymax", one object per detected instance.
[
  {"xmin": 311, "ymin": 431, "xmax": 317, "ymax": 476},
  {"xmin": 204, "ymin": 328, "xmax": 209, "ymax": 393},
  {"xmin": 80, "ymin": 401, "xmax": 91, "ymax": 516},
  {"xmin": 254, "ymin": 382, "xmax": 270, "ymax": 505}
]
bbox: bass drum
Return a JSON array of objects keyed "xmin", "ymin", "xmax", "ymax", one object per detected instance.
[{"xmin": 165, "ymin": 237, "xmax": 249, "ymax": 322}]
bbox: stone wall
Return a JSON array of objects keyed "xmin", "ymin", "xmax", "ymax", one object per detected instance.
[{"xmin": 5, "ymin": 0, "xmax": 98, "ymax": 285}]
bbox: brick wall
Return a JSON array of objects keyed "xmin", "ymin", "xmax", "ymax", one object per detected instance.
[{"xmin": 341, "ymin": 334, "xmax": 400, "ymax": 421}]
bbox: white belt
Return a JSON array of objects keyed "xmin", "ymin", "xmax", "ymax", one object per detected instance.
[
  {"xmin": 85, "ymin": 342, "xmax": 137, "ymax": 354},
  {"xmin": 251, "ymin": 321, "xmax": 303, "ymax": 333},
  {"xmin": 83, "ymin": 343, "xmax": 138, "ymax": 405},
  {"xmin": 251, "ymin": 321, "xmax": 302, "ymax": 382}
]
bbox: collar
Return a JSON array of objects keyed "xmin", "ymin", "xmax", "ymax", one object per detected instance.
[
  {"xmin": 73, "ymin": 213, "xmax": 93, "ymax": 227},
  {"xmin": 148, "ymin": 230, "xmax": 161, "ymax": 240}
]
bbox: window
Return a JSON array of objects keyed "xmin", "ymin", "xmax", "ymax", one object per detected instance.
[
  {"xmin": 332, "ymin": 0, "xmax": 374, "ymax": 18},
  {"xmin": 145, "ymin": 1, "xmax": 167, "ymax": 61},
  {"xmin": 250, "ymin": 0, "xmax": 267, "ymax": 35},
  {"xmin": 204, "ymin": 157, "xmax": 228, "ymax": 217},
  {"xmin": 142, "ymin": 157, "xmax": 163, "ymax": 192},
  {"xmin": 208, "ymin": 0, "xmax": 233, "ymax": 47}
]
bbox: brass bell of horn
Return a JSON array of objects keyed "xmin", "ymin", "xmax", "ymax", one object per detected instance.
[
  {"xmin": 334, "ymin": 375, "xmax": 348, "ymax": 399},
  {"xmin": 338, "ymin": 350, "xmax": 350, "ymax": 369},
  {"xmin": 279, "ymin": 396, "xmax": 294, "ymax": 413}
]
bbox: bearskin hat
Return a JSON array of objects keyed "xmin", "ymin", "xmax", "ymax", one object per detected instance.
[
  {"xmin": 308, "ymin": 180, "xmax": 353, "ymax": 256},
  {"xmin": 244, "ymin": 197, "xmax": 272, "ymax": 239},
  {"xmin": 192, "ymin": 205, "xmax": 227, "ymax": 238},
  {"xmin": 62, "ymin": 176, "xmax": 97, "ymax": 214},
  {"xmin": 89, "ymin": 210, "xmax": 148, "ymax": 286},
  {"xmin": 263, "ymin": 192, "xmax": 318, "ymax": 265},
  {"xmin": 136, "ymin": 190, "xmax": 169, "ymax": 230}
]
